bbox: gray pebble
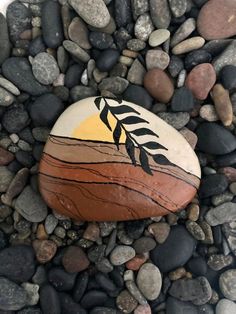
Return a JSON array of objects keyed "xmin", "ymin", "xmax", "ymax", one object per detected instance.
[
  {"xmin": 127, "ymin": 39, "xmax": 146, "ymax": 51},
  {"xmin": 146, "ymin": 49, "xmax": 170, "ymax": 70},
  {"xmin": 216, "ymin": 299, "xmax": 236, "ymax": 314},
  {"xmin": 110, "ymin": 245, "xmax": 135, "ymax": 265},
  {"xmin": 0, "ymin": 87, "xmax": 14, "ymax": 107},
  {"xmin": 68, "ymin": 17, "xmax": 91, "ymax": 50},
  {"xmin": 208, "ymin": 254, "xmax": 233, "ymax": 271},
  {"xmin": 186, "ymin": 220, "xmax": 205, "ymax": 241},
  {"xmin": 149, "ymin": 29, "xmax": 170, "ymax": 47},
  {"xmin": 213, "ymin": 41, "xmax": 236, "ymax": 74},
  {"xmin": 0, "ymin": 77, "xmax": 20, "ymax": 96},
  {"xmin": 211, "ymin": 192, "xmax": 234, "ymax": 206},
  {"xmin": 70, "ymin": 85, "xmax": 97, "ymax": 102},
  {"xmin": 171, "ymin": 18, "xmax": 196, "ymax": 48},
  {"xmin": 98, "ymin": 77, "xmax": 129, "ymax": 94},
  {"xmin": 63, "ymin": 40, "xmax": 90, "ymax": 63},
  {"xmin": 0, "ymin": 14, "xmax": 11, "ymax": 66},
  {"xmin": 169, "ymin": 0, "xmax": 187, "ymax": 18},
  {"xmin": 131, "ymin": 0, "xmax": 149, "ymax": 19},
  {"xmin": 45, "ymin": 214, "xmax": 58, "ymax": 234},
  {"xmin": 220, "ymin": 269, "xmax": 236, "ymax": 301},
  {"xmin": 21, "ymin": 283, "xmax": 39, "ymax": 306},
  {"xmin": 134, "ymin": 13, "xmax": 154, "ymax": 41},
  {"xmin": 150, "ymin": 0, "xmax": 171, "ymax": 29},
  {"xmin": 125, "ymin": 280, "xmax": 147, "ymax": 305},
  {"xmin": 0, "ymin": 166, "xmax": 14, "ymax": 193},
  {"xmin": 158, "ymin": 112, "xmax": 190, "ymax": 130},
  {"xmin": 205, "ymin": 202, "xmax": 236, "ymax": 226},
  {"xmin": 32, "ymin": 127, "xmax": 50, "ymax": 142},
  {"xmin": 127, "ymin": 59, "xmax": 146, "ymax": 85}
]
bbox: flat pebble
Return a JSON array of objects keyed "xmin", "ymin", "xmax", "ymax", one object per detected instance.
[
  {"xmin": 80, "ymin": 290, "xmax": 108, "ymax": 309},
  {"xmin": 158, "ymin": 112, "xmax": 190, "ymax": 130},
  {"xmin": 0, "ymin": 77, "xmax": 20, "ymax": 96},
  {"xmin": 96, "ymin": 49, "xmax": 120, "ymax": 72},
  {"xmin": 172, "ymin": 37, "xmax": 205, "ymax": 55},
  {"xmin": 125, "ymin": 280, "xmax": 147, "ymax": 305},
  {"xmin": 199, "ymin": 105, "xmax": 219, "ymax": 122},
  {"xmin": 149, "ymin": 29, "xmax": 170, "ymax": 47},
  {"xmin": 149, "ymin": 0, "xmax": 171, "ymax": 29},
  {"xmin": 68, "ymin": 17, "xmax": 91, "ymax": 50},
  {"xmin": 206, "ymin": 202, "xmax": 236, "ymax": 226},
  {"xmin": 171, "ymin": 18, "xmax": 196, "ymax": 48},
  {"xmin": 89, "ymin": 32, "xmax": 113, "ymax": 50},
  {"xmin": 69, "ymin": 0, "xmax": 110, "ymax": 28},
  {"xmin": 0, "ymin": 87, "xmax": 14, "ymax": 107},
  {"xmin": 110, "ymin": 245, "xmax": 136, "ymax": 265},
  {"xmin": 116, "ymin": 290, "xmax": 138, "ymax": 313},
  {"xmin": 220, "ymin": 269, "xmax": 236, "ymax": 300},
  {"xmin": 136, "ymin": 263, "xmax": 162, "ymax": 300},
  {"xmin": 186, "ymin": 221, "xmax": 205, "ymax": 241},
  {"xmin": 134, "ymin": 13, "xmax": 154, "ymax": 41},
  {"xmin": 212, "ymin": 84, "xmax": 233, "ymax": 126},
  {"xmin": 146, "ymin": 49, "xmax": 170, "ymax": 70},
  {"xmin": 32, "ymin": 53, "xmax": 60, "ymax": 85},
  {"xmin": 63, "ymin": 40, "xmax": 90, "ymax": 63},
  {"xmin": 216, "ymin": 299, "xmax": 236, "ymax": 314},
  {"xmin": 185, "ymin": 49, "xmax": 212, "ymax": 71}
]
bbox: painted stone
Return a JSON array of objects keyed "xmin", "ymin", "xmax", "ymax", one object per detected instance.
[{"xmin": 39, "ymin": 97, "xmax": 201, "ymax": 221}]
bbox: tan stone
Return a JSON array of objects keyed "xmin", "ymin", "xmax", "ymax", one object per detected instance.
[
  {"xmin": 172, "ymin": 36, "xmax": 205, "ymax": 55},
  {"xmin": 212, "ymin": 84, "xmax": 233, "ymax": 126}
]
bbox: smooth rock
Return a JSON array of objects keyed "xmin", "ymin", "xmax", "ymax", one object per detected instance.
[
  {"xmin": 116, "ymin": 290, "xmax": 138, "ymax": 313},
  {"xmin": 150, "ymin": 226, "xmax": 196, "ymax": 272},
  {"xmin": 89, "ymin": 32, "xmax": 113, "ymax": 50},
  {"xmin": 169, "ymin": 0, "xmax": 187, "ymax": 17},
  {"xmin": 69, "ymin": 0, "xmax": 110, "ymax": 28},
  {"xmin": 0, "ymin": 167, "xmax": 13, "ymax": 193},
  {"xmin": 33, "ymin": 239, "xmax": 57, "ymax": 263},
  {"xmin": 40, "ymin": 285, "xmax": 61, "ymax": 314},
  {"xmin": 32, "ymin": 52, "xmax": 60, "ymax": 85},
  {"xmin": 199, "ymin": 104, "xmax": 219, "ymax": 122},
  {"xmin": 59, "ymin": 292, "xmax": 87, "ymax": 314},
  {"xmin": 197, "ymin": 0, "xmax": 236, "ymax": 40},
  {"xmin": 63, "ymin": 40, "xmax": 90, "ymax": 63},
  {"xmin": 171, "ymin": 87, "xmax": 194, "ymax": 112},
  {"xmin": 127, "ymin": 59, "xmax": 146, "ymax": 85},
  {"xmin": 2, "ymin": 57, "xmax": 48, "ymax": 96},
  {"xmin": 158, "ymin": 112, "xmax": 190, "ymax": 130},
  {"xmin": 123, "ymin": 84, "xmax": 153, "ymax": 109},
  {"xmin": 70, "ymin": 86, "xmax": 97, "ymax": 102},
  {"xmin": 166, "ymin": 296, "xmax": 198, "ymax": 314},
  {"xmin": 0, "ymin": 14, "xmax": 11, "ymax": 65},
  {"xmin": 65, "ymin": 63, "xmax": 84, "ymax": 89},
  {"xmin": 110, "ymin": 246, "xmax": 135, "ymax": 265},
  {"xmin": 219, "ymin": 269, "xmax": 236, "ymax": 300},
  {"xmin": 134, "ymin": 13, "xmax": 154, "ymax": 41},
  {"xmin": 213, "ymin": 41, "xmax": 236, "ymax": 74},
  {"xmin": 196, "ymin": 122, "xmax": 236, "ymax": 155},
  {"xmin": 168, "ymin": 55, "xmax": 184, "ymax": 78},
  {"xmin": 136, "ymin": 263, "xmax": 162, "ymax": 300},
  {"xmin": 68, "ymin": 17, "xmax": 91, "ymax": 50},
  {"xmin": 212, "ymin": 84, "xmax": 233, "ymax": 126},
  {"xmin": 48, "ymin": 267, "xmax": 77, "ymax": 291},
  {"xmin": 149, "ymin": 0, "xmax": 171, "ymax": 29},
  {"xmin": 131, "ymin": 0, "xmax": 149, "ymax": 19},
  {"xmin": 199, "ymin": 174, "xmax": 228, "ymax": 198},
  {"xmin": 80, "ymin": 290, "xmax": 108, "ymax": 309},
  {"xmin": 133, "ymin": 236, "xmax": 156, "ymax": 254},
  {"xmin": 98, "ymin": 77, "xmax": 129, "ymax": 94},
  {"xmin": 220, "ymin": 65, "xmax": 236, "ymax": 90},
  {"xmin": 149, "ymin": 29, "xmax": 170, "ymax": 47},
  {"xmin": 170, "ymin": 18, "xmax": 196, "ymax": 48},
  {"xmin": 127, "ymin": 39, "xmax": 146, "ymax": 51},
  {"xmin": 114, "ymin": 0, "xmax": 132, "ymax": 28},
  {"xmin": 15, "ymin": 185, "xmax": 48, "ymax": 222},
  {"xmin": 39, "ymin": 97, "xmax": 200, "ymax": 221},
  {"xmin": 62, "ymin": 246, "xmax": 90, "ymax": 273},
  {"xmin": 172, "ymin": 37, "xmax": 205, "ymax": 55},
  {"xmin": 208, "ymin": 254, "xmax": 233, "ymax": 271},
  {"xmin": 96, "ymin": 49, "xmax": 120, "ymax": 72},
  {"xmin": 0, "ymin": 77, "xmax": 20, "ymax": 96},
  {"xmin": 216, "ymin": 299, "xmax": 236, "ymax": 314},
  {"xmin": 0, "ymin": 278, "xmax": 27, "ymax": 311},
  {"xmin": 185, "ymin": 63, "xmax": 216, "ymax": 100},
  {"xmin": 0, "ymin": 147, "xmax": 14, "ymax": 166},
  {"xmin": 145, "ymin": 49, "xmax": 170, "ymax": 70},
  {"xmin": 28, "ymin": 36, "xmax": 46, "ymax": 57},
  {"xmin": 144, "ymin": 68, "xmax": 174, "ymax": 103},
  {"xmin": 41, "ymin": 0, "xmax": 63, "ymax": 48},
  {"xmin": 184, "ymin": 49, "xmax": 212, "ymax": 71},
  {"xmin": 0, "ymin": 87, "xmax": 14, "ymax": 107},
  {"xmin": 206, "ymin": 202, "xmax": 236, "ymax": 226}
]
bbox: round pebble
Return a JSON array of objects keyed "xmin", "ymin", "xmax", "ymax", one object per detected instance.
[
  {"xmin": 110, "ymin": 245, "xmax": 136, "ymax": 266},
  {"xmin": 220, "ymin": 269, "xmax": 236, "ymax": 300},
  {"xmin": 149, "ymin": 29, "xmax": 170, "ymax": 47},
  {"xmin": 32, "ymin": 53, "xmax": 60, "ymax": 85}
]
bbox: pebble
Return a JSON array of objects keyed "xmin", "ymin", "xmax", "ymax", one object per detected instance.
[
  {"xmin": 48, "ymin": 266, "xmax": 77, "ymax": 291},
  {"xmin": 2, "ymin": 57, "xmax": 48, "ymax": 96},
  {"xmin": 126, "ymin": 280, "xmax": 147, "ymax": 305},
  {"xmin": 0, "ymin": 277, "xmax": 28, "ymax": 311},
  {"xmin": 180, "ymin": 128, "xmax": 198, "ymax": 150},
  {"xmin": 185, "ymin": 63, "xmax": 216, "ymax": 100},
  {"xmin": 166, "ymin": 296, "xmax": 198, "ymax": 314},
  {"xmin": 137, "ymin": 263, "xmax": 162, "ymax": 301},
  {"xmin": 144, "ymin": 68, "xmax": 174, "ymax": 103},
  {"xmin": 69, "ymin": 0, "xmax": 110, "ymax": 28},
  {"xmin": 150, "ymin": 226, "xmax": 196, "ymax": 272},
  {"xmin": 149, "ymin": 0, "xmax": 171, "ymax": 29},
  {"xmin": 212, "ymin": 84, "xmax": 233, "ymax": 126},
  {"xmin": 208, "ymin": 254, "xmax": 233, "ymax": 271},
  {"xmin": 114, "ymin": 0, "xmax": 132, "ymax": 28},
  {"xmin": 40, "ymin": 284, "xmax": 61, "ymax": 314},
  {"xmin": 15, "ymin": 185, "xmax": 47, "ymax": 222},
  {"xmin": 220, "ymin": 65, "xmax": 236, "ymax": 90},
  {"xmin": 80, "ymin": 290, "xmax": 108, "ymax": 309},
  {"xmin": 134, "ymin": 304, "xmax": 152, "ymax": 314},
  {"xmin": 131, "ymin": 0, "xmax": 149, "ymax": 19},
  {"xmin": 127, "ymin": 39, "xmax": 146, "ymax": 51},
  {"xmin": 199, "ymin": 173, "xmax": 228, "ymax": 198},
  {"xmin": 0, "ymin": 77, "xmax": 20, "ymax": 96},
  {"xmin": 30, "ymin": 93, "xmax": 64, "ymax": 127},
  {"xmin": 177, "ymin": 69, "xmax": 187, "ymax": 88},
  {"xmin": 62, "ymin": 246, "xmax": 90, "ymax": 273},
  {"xmin": 0, "ymin": 147, "xmax": 14, "ymax": 166},
  {"xmin": 33, "ymin": 239, "xmax": 57, "ymax": 263},
  {"xmin": 41, "ymin": 0, "xmax": 63, "ymax": 48},
  {"xmin": 172, "ymin": 37, "xmax": 205, "ymax": 55},
  {"xmin": 65, "ymin": 64, "xmax": 84, "ymax": 88},
  {"xmin": 68, "ymin": 17, "xmax": 91, "ymax": 50},
  {"xmin": 6, "ymin": 1, "xmax": 31, "ymax": 42},
  {"xmin": 0, "ymin": 86, "xmax": 14, "ymax": 107},
  {"xmin": 197, "ymin": 0, "xmax": 236, "ymax": 40},
  {"xmin": 186, "ymin": 221, "xmax": 205, "ymax": 241},
  {"xmin": 197, "ymin": 122, "xmax": 236, "ymax": 155},
  {"xmin": 148, "ymin": 222, "xmax": 170, "ymax": 244},
  {"xmin": 134, "ymin": 13, "xmax": 154, "ymax": 41},
  {"xmin": 171, "ymin": 18, "xmax": 196, "ymax": 48},
  {"xmin": 3, "ymin": 104, "xmax": 29, "ymax": 133},
  {"xmin": 169, "ymin": 0, "xmax": 187, "ymax": 17},
  {"xmin": 70, "ymin": 85, "xmax": 97, "ymax": 102},
  {"xmin": 126, "ymin": 254, "xmax": 148, "ymax": 271},
  {"xmin": 98, "ymin": 77, "xmax": 129, "ymax": 94},
  {"xmin": 219, "ymin": 269, "xmax": 236, "ymax": 300},
  {"xmin": 171, "ymin": 86, "xmax": 194, "ymax": 112},
  {"xmin": 216, "ymin": 299, "xmax": 236, "ymax": 314},
  {"xmin": 123, "ymin": 84, "xmax": 153, "ymax": 109},
  {"xmin": 199, "ymin": 104, "xmax": 219, "ymax": 122},
  {"xmin": 116, "ymin": 290, "xmax": 138, "ymax": 313},
  {"xmin": 168, "ymin": 55, "xmax": 184, "ymax": 78},
  {"xmin": 0, "ymin": 166, "xmax": 13, "ymax": 193},
  {"xmin": 63, "ymin": 40, "xmax": 90, "ymax": 63},
  {"xmin": 158, "ymin": 112, "xmax": 190, "ymax": 130},
  {"xmin": 133, "ymin": 237, "xmax": 156, "ymax": 254},
  {"xmin": 0, "ymin": 14, "xmax": 11, "ymax": 65},
  {"xmin": 206, "ymin": 202, "xmax": 236, "ymax": 226},
  {"xmin": 169, "ymin": 267, "xmax": 186, "ymax": 281},
  {"xmin": 184, "ymin": 49, "xmax": 212, "ymax": 71},
  {"xmin": 149, "ymin": 29, "xmax": 170, "ymax": 47},
  {"xmin": 213, "ymin": 41, "xmax": 236, "ymax": 74},
  {"xmin": 169, "ymin": 276, "xmax": 212, "ymax": 305},
  {"xmin": 110, "ymin": 245, "xmax": 136, "ymax": 266},
  {"xmin": 127, "ymin": 59, "xmax": 146, "ymax": 85},
  {"xmin": 22, "ymin": 282, "xmax": 39, "ymax": 306},
  {"xmin": 28, "ymin": 36, "xmax": 46, "ymax": 57},
  {"xmin": 96, "ymin": 49, "xmax": 120, "ymax": 72},
  {"xmin": 145, "ymin": 49, "xmax": 170, "ymax": 70},
  {"xmin": 0, "ymin": 245, "xmax": 35, "ymax": 282},
  {"xmin": 89, "ymin": 32, "xmax": 113, "ymax": 50}
]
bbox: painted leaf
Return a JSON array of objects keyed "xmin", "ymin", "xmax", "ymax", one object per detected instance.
[
  {"xmin": 153, "ymin": 154, "xmax": 172, "ymax": 165},
  {"xmin": 111, "ymin": 105, "xmax": 141, "ymax": 115},
  {"xmin": 143, "ymin": 141, "xmax": 168, "ymax": 150},
  {"xmin": 121, "ymin": 116, "xmax": 148, "ymax": 125},
  {"xmin": 131, "ymin": 128, "xmax": 159, "ymax": 137},
  {"xmin": 94, "ymin": 97, "xmax": 102, "ymax": 109},
  {"xmin": 100, "ymin": 105, "xmax": 112, "ymax": 131},
  {"xmin": 139, "ymin": 149, "xmax": 152, "ymax": 175},
  {"xmin": 125, "ymin": 137, "xmax": 136, "ymax": 166},
  {"xmin": 113, "ymin": 122, "xmax": 122, "ymax": 150}
]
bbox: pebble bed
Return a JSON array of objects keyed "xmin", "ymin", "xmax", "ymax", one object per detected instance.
[{"xmin": 0, "ymin": 0, "xmax": 236, "ymax": 313}]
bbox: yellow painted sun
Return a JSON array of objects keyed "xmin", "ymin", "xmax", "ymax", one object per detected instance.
[{"xmin": 72, "ymin": 111, "xmax": 126, "ymax": 143}]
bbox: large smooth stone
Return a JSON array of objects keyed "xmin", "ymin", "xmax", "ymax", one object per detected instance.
[
  {"xmin": 197, "ymin": 0, "xmax": 236, "ymax": 40},
  {"xmin": 39, "ymin": 97, "xmax": 200, "ymax": 221}
]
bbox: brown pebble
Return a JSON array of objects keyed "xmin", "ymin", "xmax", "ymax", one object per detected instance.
[
  {"xmin": 125, "ymin": 254, "xmax": 149, "ymax": 271},
  {"xmin": 219, "ymin": 167, "xmax": 236, "ymax": 182},
  {"xmin": 116, "ymin": 289, "xmax": 138, "ymax": 314},
  {"xmin": 122, "ymin": 49, "xmax": 139, "ymax": 58},
  {"xmin": 212, "ymin": 84, "xmax": 233, "ymax": 126},
  {"xmin": 187, "ymin": 203, "xmax": 200, "ymax": 221},
  {"xmin": 33, "ymin": 239, "xmax": 57, "ymax": 263},
  {"xmin": 37, "ymin": 224, "xmax": 48, "ymax": 240},
  {"xmin": 0, "ymin": 147, "xmax": 14, "ymax": 166},
  {"xmin": 179, "ymin": 128, "xmax": 198, "ymax": 150},
  {"xmin": 148, "ymin": 222, "xmax": 170, "ymax": 244},
  {"xmin": 144, "ymin": 68, "xmax": 174, "ymax": 103},
  {"xmin": 169, "ymin": 267, "xmax": 186, "ymax": 281},
  {"xmin": 68, "ymin": 17, "xmax": 91, "ymax": 50},
  {"xmin": 19, "ymin": 29, "xmax": 32, "ymax": 40},
  {"xmin": 83, "ymin": 222, "xmax": 100, "ymax": 241},
  {"xmin": 172, "ymin": 36, "xmax": 205, "ymax": 55},
  {"xmin": 185, "ymin": 63, "xmax": 216, "ymax": 100},
  {"xmin": 62, "ymin": 245, "xmax": 90, "ymax": 273}
]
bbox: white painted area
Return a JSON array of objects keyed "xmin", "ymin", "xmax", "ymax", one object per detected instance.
[{"xmin": 0, "ymin": 0, "xmax": 14, "ymax": 16}]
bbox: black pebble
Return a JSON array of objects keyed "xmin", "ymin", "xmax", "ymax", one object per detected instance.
[
  {"xmin": 95, "ymin": 273, "xmax": 117, "ymax": 293},
  {"xmin": 171, "ymin": 87, "xmax": 195, "ymax": 112},
  {"xmin": 168, "ymin": 55, "xmax": 184, "ymax": 78},
  {"xmin": 2, "ymin": 104, "xmax": 29, "ymax": 133},
  {"xmin": 15, "ymin": 151, "xmax": 35, "ymax": 168},
  {"xmin": 114, "ymin": 0, "xmax": 132, "ymax": 28},
  {"xmin": 0, "ymin": 14, "xmax": 11, "ymax": 66},
  {"xmin": 18, "ymin": 128, "xmax": 35, "ymax": 145},
  {"xmin": 28, "ymin": 36, "xmax": 46, "ymax": 57},
  {"xmin": 187, "ymin": 257, "xmax": 208, "ymax": 276},
  {"xmin": 89, "ymin": 32, "xmax": 113, "ymax": 50},
  {"xmin": 124, "ymin": 220, "xmax": 146, "ymax": 239},
  {"xmin": 0, "ymin": 230, "xmax": 7, "ymax": 250},
  {"xmin": 215, "ymin": 150, "xmax": 236, "ymax": 167},
  {"xmin": 166, "ymin": 297, "xmax": 198, "ymax": 314},
  {"xmin": 199, "ymin": 173, "xmax": 228, "ymax": 198},
  {"xmin": 213, "ymin": 226, "xmax": 222, "ymax": 246},
  {"xmin": 80, "ymin": 290, "xmax": 108, "ymax": 309},
  {"xmin": 48, "ymin": 267, "xmax": 77, "ymax": 291},
  {"xmin": 220, "ymin": 65, "xmax": 236, "ymax": 90},
  {"xmin": 7, "ymin": 160, "xmax": 22, "ymax": 173},
  {"xmin": 96, "ymin": 49, "xmax": 120, "ymax": 72},
  {"xmin": 114, "ymin": 28, "xmax": 132, "ymax": 51},
  {"xmin": 123, "ymin": 84, "xmax": 153, "ymax": 109},
  {"xmin": 184, "ymin": 49, "xmax": 212, "ymax": 71},
  {"xmin": 40, "ymin": 284, "xmax": 61, "ymax": 314},
  {"xmin": 73, "ymin": 271, "xmax": 89, "ymax": 302},
  {"xmin": 33, "ymin": 143, "xmax": 44, "ymax": 162},
  {"xmin": 41, "ymin": 0, "xmax": 64, "ymax": 48},
  {"xmin": 59, "ymin": 293, "xmax": 87, "ymax": 314},
  {"xmin": 30, "ymin": 93, "xmax": 64, "ymax": 127},
  {"xmin": 65, "ymin": 64, "xmax": 85, "ymax": 89}
]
